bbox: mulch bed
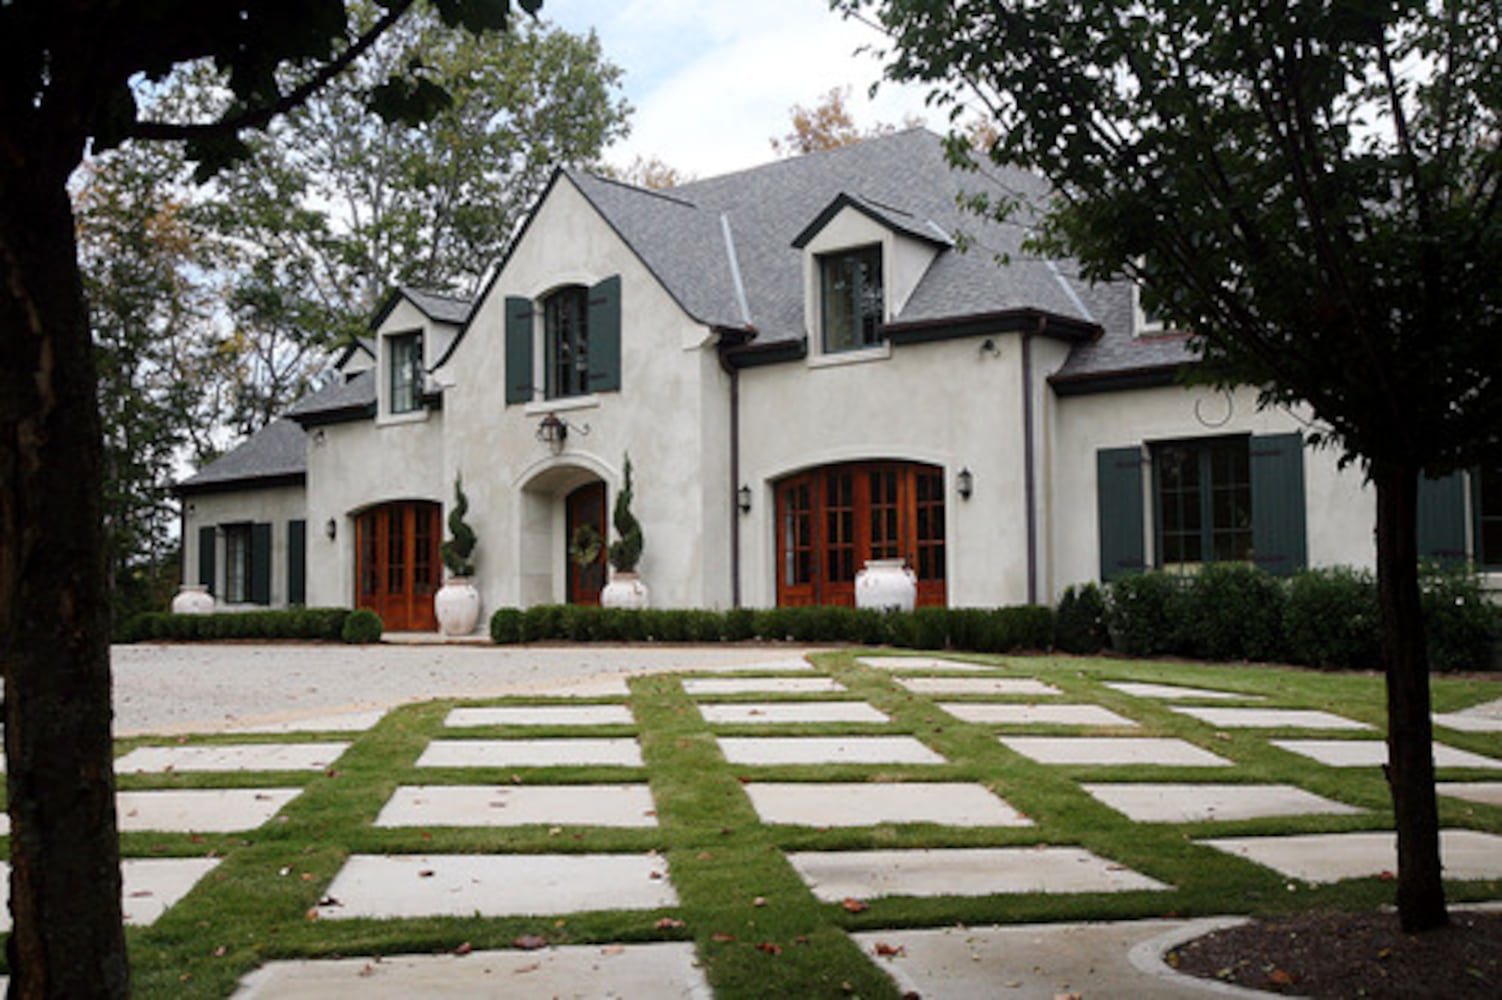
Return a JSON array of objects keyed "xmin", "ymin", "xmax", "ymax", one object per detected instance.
[{"xmin": 1168, "ymin": 909, "xmax": 1502, "ymax": 998}]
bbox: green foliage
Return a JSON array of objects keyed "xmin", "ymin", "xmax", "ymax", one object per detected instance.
[
  {"xmin": 1420, "ymin": 562, "xmax": 1499, "ymax": 673},
  {"xmin": 340, "ymin": 608, "xmax": 384, "ymax": 644},
  {"xmin": 1106, "ymin": 572, "xmax": 1183, "ymax": 657},
  {"xmin": 1285, "ymin": 567, "xmax": 1382, "ymax": 670},
  {"xmin": 120, "ymin": 607, "xmax": 350, "ymax": 643},
  {"xmin": 440, "ymin": 472, "xmax": 477, "ymax": 576},
  {"xmin": 488, "ymin": 606, "xmax": 523, "ymax": 644},
  {"xmin": 1177, "ymin": 563, "xmax": 1288, "ymax": 663},
  {"xmin": 1054, "ymin": 583, "xmax": 1109, "ymax": 655},
  {"xmin": 608, "ymin": 453, "xmax": 643, "ymax": 573}
]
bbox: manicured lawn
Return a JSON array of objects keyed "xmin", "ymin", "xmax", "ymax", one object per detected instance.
[{"xmin": 9, "ymin": 652, "xmax": 1501, "ymax": 997}]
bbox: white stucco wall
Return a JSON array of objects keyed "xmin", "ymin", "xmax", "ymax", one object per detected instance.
[
  {"xmin": 1046, "ymin": 382, "xmax": 1377, "ymax": 599},
  {"xmin": 180, "ymin": 483, "xmax": 307, "ymax": 608},
  {"xmin": 440, "ymin": 176, "xmax": 731, "ymax": 612}
]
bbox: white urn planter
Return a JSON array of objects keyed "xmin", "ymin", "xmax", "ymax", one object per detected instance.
[
  {"xmin": 170, "ymin": 584, "xmax": 215, "ymax": 615},
  {"xmin": 434, "ymin": 577, "xmax": 481, "ymax": 636},
  {"xmin": 601, "ymin": 571, "xmax": 650, "ymax": 610},
  {"xmin": 854, "ymin": 559, "xmax": 917, "ymax": 613}
]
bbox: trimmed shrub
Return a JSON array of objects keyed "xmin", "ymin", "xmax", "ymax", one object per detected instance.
[
  {"xmin": 997, "ymin": 605, "xmax": 1056, "ymax": 651},
  {"xmin": 723, "ymin": 607, "xmax": 756, "ymax": 642},
  {"xmin": 1421, "ymin": 562, "xmax": 1498, "ymax": 672},
  {"xmin": 120, "ymin": 607, "xmax": 350, "ymax": 643},
  {"xmin": 340, "ymin": 608, "xmax": 383, "ymax": 644},
  {"xmin": 1053, "ymin": 583, "xmax": 1109, "ymax": 654},
  {"xmin": 1179, "ymin": 563, "xmax": 1288, "ymax": 662},
  {"xmin": 490, "ymin": 607, "xmax": 523, "ymax": 644},
  {"xmin": 1106, "ymin": 571, "xmax": 1182, "ymax": 656},
  {"xmin": 1285, "ymin": 567, "xmax": 1380, "ymax": 669},
  {"xmin": 522, "ymin": 604, "xmax": 564, "ymax": 641}
]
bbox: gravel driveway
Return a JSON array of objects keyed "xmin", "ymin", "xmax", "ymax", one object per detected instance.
[{"xmin": 111, "ymin": 642, "xmax": 818, "ymax": 736}]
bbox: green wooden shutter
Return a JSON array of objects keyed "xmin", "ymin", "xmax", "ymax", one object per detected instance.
[
  {"xmin": 1096, "ymin": 447, "xmax": 1146, "ymax": 582},
  {"xmin": 1250, "ymin": 432, "xmax": 1307, "ymax": 576},
  {"xmin": 504, "ymin": 296, "xmax": 534, "ymax": 404},
  {"xmin": 197, "ymin": 525, "xmax": 216, "ymax": 595},
  {"xmin": 1417, "ymin": 470, "xmax": 1466, "ymax": 565},
  {"xmin": 587, "ymin": 275, "xmax": 622, "ymax": 392},
  {"xmin": 287, "ymin": 519, "xmax": 306, "ymax": 606},
  {"xmin": 250, "ymin": 522, "xmax": 272, "ymax": 605}
]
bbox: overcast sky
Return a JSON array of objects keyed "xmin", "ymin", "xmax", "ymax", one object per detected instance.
[{"xmin": 541, "ymin": 0, "xmax": 939, "ymax": 179}]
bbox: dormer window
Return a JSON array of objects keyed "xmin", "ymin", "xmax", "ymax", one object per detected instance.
[
  {"xmin": 820, "ymin": 245, "xmax": 883, "ymax": 353},
  {"xmin": 388, "ymin": 332, "xmax": 423, "ymax": 413},
  {"xmin": 545, "ymin": 285, "xmax": 591, "ymax": 399}
]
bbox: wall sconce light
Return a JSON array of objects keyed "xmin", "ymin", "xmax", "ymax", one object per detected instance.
[
  {"xmin": 325, "ymin": 518, "xmax": 337, "ymax": 541},
  {"xmin": 957, "ymin": 467, "xmax": 974, "ymax": 500},
  {"xmin": 737, "ymin": 483, "xmax": 752, "ymax": 514},
  {"xmin": 536, "ymin": 413, "xmax": 568, "ymax": 454}
]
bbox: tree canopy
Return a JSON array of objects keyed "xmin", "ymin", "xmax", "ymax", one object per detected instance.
[{"xmin": 838, "ymin": 0, "xmax": 1502, "ymax": 932}]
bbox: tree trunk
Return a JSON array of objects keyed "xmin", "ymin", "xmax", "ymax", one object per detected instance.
[
  {"xmin": 0, "ymin": 157, "xmax": 130, "ymax": 996},
  {"xmin": 1371, "ymin": 459, "xmax": 1448, "ymax": 933}
]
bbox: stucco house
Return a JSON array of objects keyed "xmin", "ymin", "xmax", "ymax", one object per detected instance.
[{"xmin": 177, "ymin": 129, "xmax": 1499, "ymax": 630}]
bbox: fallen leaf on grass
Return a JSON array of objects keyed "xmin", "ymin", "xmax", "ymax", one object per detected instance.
[
  {"xmin": 212, "ymin": 946, "xmax": 227, "ymax": 958},
  {"xmin": 711, "ymin": 933, "xmax": 736, "ymax": 943},
  {"xmin": 1266, "ymin": 968, "xmax": 1296, "ymax": 987},
  {"xmin": 872, "ymin": 942, "xmax": 905, "ymax": 958},
  {"xmin": 755, "ymin": 942, "xmax": 782, "ymax": 956},
  {"xmin": 655, "ymin": 917, "xmax": 686, "ymax": 930},
  {"xmin": 752, "ymin": 896, "xmax": 767, "ymax": 907},
  {"xmin": 841, "ymin": 898, "xmax": 869, "ymax": 913},
  {"xmin": 513, "ymin": 935, "xmax": 548, "ymax": 951},
  {"xmin": 453, "ymin": 942, "xmax": 472, "ymax": 956}
]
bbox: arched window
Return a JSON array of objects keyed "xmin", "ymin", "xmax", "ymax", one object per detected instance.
[{"xmin": 774, "ymin": 461, "xmax": 945, "ymax": 607}]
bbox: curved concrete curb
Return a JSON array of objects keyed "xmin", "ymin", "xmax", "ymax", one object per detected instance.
[{"xmin": 1129, "ymin": 916, "xmax": 1306, "ymax": 998}]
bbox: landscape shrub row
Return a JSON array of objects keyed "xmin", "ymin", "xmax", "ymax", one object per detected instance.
[
  {"xmin": 121, "ymin": 607, "xmax": 355, "ymax": 643},
  {"xmin": 1053, "ymin": 563, "xmax": 1498, "ymax": 672},
  {"xmin": 490, "ymin": 603, "xmax": 1055, "ymax": 652}
]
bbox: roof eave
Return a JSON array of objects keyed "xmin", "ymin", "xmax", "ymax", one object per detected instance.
[
  {"xmin": 1048, "ymin": 361, "xmax": 1196, "ymax": 397},
  {"xmin": 175, "ymin": 471, "xmax": 306, "ymax": 498},
  {"xmin": 883, "ymin": 308, "xmax": 1101, "ymax": 346}
]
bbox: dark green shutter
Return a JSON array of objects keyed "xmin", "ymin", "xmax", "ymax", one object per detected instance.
[
  {"xmin": 287, "ymin": 519, "xmax": 306, "ymax": 606},
  {"xmin": 587, "ymin": 275, "xmax": 622, "ymax": 392},
  {"xmin": 250, "ymin": 522, "xmax": 272, "ymax": 605},
  {"xmin": 504, "ymin": 296, "xmax": 534, "ymax": 404},
  {"xmin": 198, "ymin": 525, "xmax": 216, "ymax": 595},
  {"xmin": 1097, "ymin": 447, "xmax": 1146, "ymax": 582},
  {"xmin": 1417, "ymin": 470, "xmax": 1466, "ymax": 565},
  {"xmin": 1250, "ymin": 432, "xmax": 1307, "ymax": 575}
]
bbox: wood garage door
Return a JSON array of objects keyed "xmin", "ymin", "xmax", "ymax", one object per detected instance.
[
  {"xmin": 774, "ymin": 461, "xmax": 946, "ymax": 608},
  {"xmin": 356, "ymin": 501, "xmax": 441, "ymax": 631}
]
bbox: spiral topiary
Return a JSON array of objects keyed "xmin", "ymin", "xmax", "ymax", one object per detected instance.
[
  {"xmin": 441, "ymin": 472, "xmax": 477, "ymax": 577},
  {"xmin": 608, "ymin": 453, "xmax": 643, "ymax": 573}
]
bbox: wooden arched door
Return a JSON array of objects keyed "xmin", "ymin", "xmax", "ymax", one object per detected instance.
[
  {"xmin": 356, "ymin": 500, "xmax": 441, "ymax": 631},
  {"xmin": 565, "ymin": 481, "xmax": 607, "ymax": 605}
]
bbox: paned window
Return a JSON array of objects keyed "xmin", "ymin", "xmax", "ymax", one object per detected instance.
[
  {"xmin": 388, "ymin": 332, "xmax": 423, "ymax": 414},
  {"xmin": 224, "ymin": 524, "xmax": 251, "ymax": 603},
  {"xmin": 545, "ymin": 285, "xmax": 591, "ymax": 398},
  {"xmin": 820, "ymin": 245, "xmax": 883, "ymax": 352},
  {"xmin": 1478, "ymin": 466, "xmax": 1502, "ymax": 568},
  {"xmin": 775, "ymin": 461, "xmax": 946, "ymax": 607},
  {"xmin": 1152, "ymin": 437, "xmax": 1252, "ymax": 569}
]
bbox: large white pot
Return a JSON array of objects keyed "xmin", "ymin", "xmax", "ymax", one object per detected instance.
[
  {"xmin": 601, "ymin": 571, "xmax": 650, "ymax": 610},
  {"xmin": 171, "ymin": 584, "xmax": 214, "ymax": 615},
  {"xmin": 854, "ymin": 559, "xmax": 917, "ymax": 613},
  {"xmin": 434, "ymin": 577, "xmax": 481, "ymax": 636}
]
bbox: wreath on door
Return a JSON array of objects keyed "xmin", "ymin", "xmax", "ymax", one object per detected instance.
[{"xmin": 568, "ymin": 522, "xmax": 603, "ymax": 568}]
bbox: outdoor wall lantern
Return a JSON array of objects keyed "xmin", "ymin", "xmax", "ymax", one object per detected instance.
[
  {"xmin": 737, "ymin": 483, "xmax": 752, "ymax": 514},
  {"xmin": 325, "ymin": 518, "xmax": 337, "ymax": 541},
  {"xmin": 536, "ymin": 413, "xmax": 568, "ymax": 454},
  {"xmin": 957, "ymin": 467, "xmax": 974, "ymax": 500}
]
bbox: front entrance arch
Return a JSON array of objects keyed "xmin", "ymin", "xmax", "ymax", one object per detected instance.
[
  {"xmin": 565, "ymin": 481, "xmax": 607, "ymax": 605},
  {"xmin": 355, "ymin": 500, "xmax": 441, "ymax": 631},
  {"xmin": 774, "ymin": 461, "xmax": 946, "ymax": 607}
]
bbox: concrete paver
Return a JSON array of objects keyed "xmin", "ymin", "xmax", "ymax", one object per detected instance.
[
  {"xmin": 114, "ymin": 742, "xmax": 350, "ymax": 773},
  {"xmin": 1170, "ymin": 706, "xmax": 1371, "ymax": 730},
  {"xmin": 1000, "ymin": 736, "xmax": 1234, "ymax": 767},
  {"xmin": 941, "ymin": 702, "xmax": 1139, "ymax": 727},
  {"xmin": 787, "ymin": 846, "xmax": 1170, "ymax": 901},
  {"xmin": 225, "ymin": 710, "xmax": 387, "ymax": 734},
  {"xmin": 315, "ymin": 853, "xmax": 678, "ymax": 919},
  {"xmin": 681, "ymin": 676, "xmax": 845, "ymax": 695},
  {"xmin": 0, "ymin": 858, "xmax": 221, "ymax": 930},
  {"xmin": 696, "ymin": 701, "xmax": 889, "ymax": 725},
  {"xmin": 1199, "ymin": 829, "xmax": 1502, "ymax": 883},
  {"xmin": 416, "ymin": 737, "xmax": 644, "ymax": 768},
  {"xmin": 233, "ymin": 942, "xmax": 713, "ymax": 999},
  {"xmin": 1105, "ymin": 682, "xmax": 1261, "ymax": 702},
  {"xmin": 717, "ymin": 735, "xmax": 946, "ymax": 765},
  {"xmin": 896, "ymin": 676, "xmax": 1062, "ymax": 696},
  {"xmin": 856, "ymin": 656, "xmax": 997, "ymax": 672},
  {"xmin": 1438, "ymin": 781, "xmax": 1502, "ymax": 807},
  {"xmin": 0, "ymin": 788, "xmax": 301, "ymax": 836},
  {"xmin": 743, "ymin": 782, "xmax": 1032, "ymax": 827},
  {"xmin": 1272, "ymin": 738, "xmax": 1502, "ymax": 768},
  {"xmin": 445, "ymin": 705, "xmax": 635, "ymax": 727},
  {"xmin": 1081, "ymin": 783, "xmax": 1363, "ymax": 823},
  {"xmin": 852, "ymin": 917, "xmax": 1268, "ymax": 1000},
  {"xmin": 374, "ymin": 784, "xmax": 659, "ymax": 828},
  {"xmin": 1433, "ymin": 710, "xmax": 1502, "ymax": 732}
]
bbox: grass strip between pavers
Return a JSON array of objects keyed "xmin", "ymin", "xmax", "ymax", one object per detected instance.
[{"xmin": 0, "ymin": 651, "xmax": 1496, "ymax": 997}]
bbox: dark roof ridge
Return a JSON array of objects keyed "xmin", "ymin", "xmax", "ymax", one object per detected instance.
[{"xmin": 566, "ymin": 167, "xmax": 698, "ymax": 209}]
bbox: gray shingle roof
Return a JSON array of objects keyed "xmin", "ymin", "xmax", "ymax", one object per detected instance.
[
  {"xmin": 177, "ymin": 418, "xmax": 306, "ymax": 494},
  {"xmin": 285, "ymin": 369, "xmax": 377, "ymax": 425},
  {"xmin": 401, "ymin": 286, "xmax": 472, "ymax": 326}
]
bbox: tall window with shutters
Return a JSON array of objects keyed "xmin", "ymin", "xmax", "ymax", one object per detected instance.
[{"xmin": 544, "ymin": 285, "xmax": 590, "ymax": 399}]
